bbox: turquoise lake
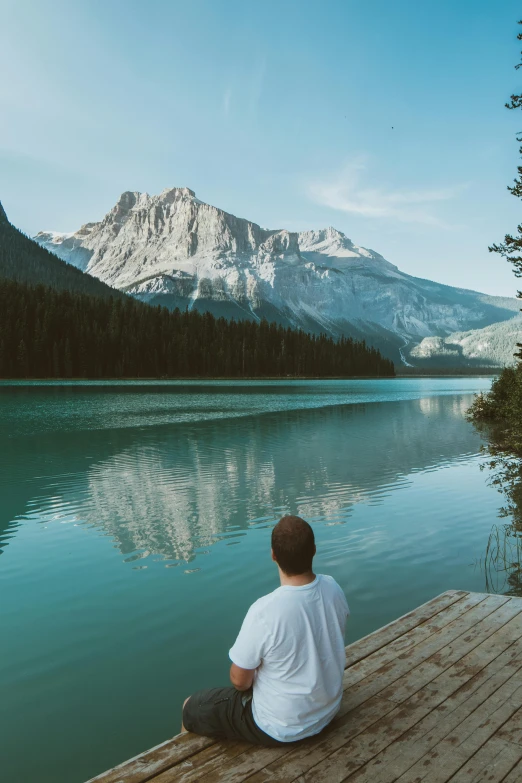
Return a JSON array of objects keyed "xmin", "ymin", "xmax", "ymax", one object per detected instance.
[{"xmin": 0, "ymin": 377, "xmax": 513, "ymax": 782}]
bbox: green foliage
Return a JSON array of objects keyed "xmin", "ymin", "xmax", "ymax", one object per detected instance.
[
  {"xmin": 489, "ymin": 20, "xmax": 522, "ymax": 338},
  {"xmin": 0, "ymin": 278, "xmax": 395, "ymax": 379},
  {"xmin": 483, "ymin": 522, "xmax": 522, "ymax": 596},
  {"xmin": 468, "ymin": 24, "xmax": 522, "ymax": 586},
  {"xmin": 468, "ymin": 365, "xmax": 522, "ymax": 454},
  {"xmin": 469, "ymin": 365, "xmax": 522, "ymax": 597},
  {"xmin": 469, "ymin": 20, "xmax": 522, "ymax": 450}
]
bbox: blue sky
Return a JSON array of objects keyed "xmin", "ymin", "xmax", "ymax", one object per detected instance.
[{"xmin": 1, "ymin": 0, "xmax": 522, "ymax": 296}]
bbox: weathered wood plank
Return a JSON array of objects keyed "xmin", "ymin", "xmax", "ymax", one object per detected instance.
[
  {"xmin": 392, "ymin": 684, "xmax": 522, "ymax": 783},
  {"xmin": 140, "ymin": 740, "xmax": 251, "ymax": 783},
  {"xmin": 203, "ymin": 600, "xmax": 522, "ymax": 783},
  {"xmin": 343, "ymin": 592, "xmax": 492, "ymax": 690},
  {"xmin": 151, "ymin": 744, "xmax": 289, "ymax": 783},
  {"xmin": 344, "ymin": 591, "xmax": 469, "ymax": 668},
  {"xmin": 366, "ymin": 679, "xmax": 522, "ymax": 783},
  {"xmin": 297, "ymin": 680, "xmax": 522, "ymax": 783},
  {"xmin": 377, "ymin": 597, "xmax": 519, "ymax": 704},
  {"xmin": 500, "ymin": 757, "xmax": 522, "ymax": 782},
  {"xmin": 187, "ymin": 592, "xmax": 487, "ymax": 783},
  {"xmin": 85, "ymin": 733, "xmax": 216, "ymax": 783},
  {"xmin": 84, "ymin": 593, "xmax": 522, "ymax": 783},
  {"xmin": 495, "ymin": 705, "xmax": 522, "ymax": 747},
  {"xmin": 299, "ymin": 680, "xmax": 522, "ymax": 783},
  {"xmin": 247, "ymin": 599, "xmax": 522, "ymax": 783},
  {"xmin": 339, "ymin": 613, "xmax": 522, "ymax": 783},
  {"xmin": 340, "ymin": 595, "xmax": 512, "ymax": 714},
  {"xmin": 228, "ymin": 697, "xmax": 398, "ymax": 783},
  {"xmin": 87, "ymin": 593, "xmax": 467, "ymax": 783},
  {"xmin": 446, "ymin": 736, "xmax": 522, "ymax": 783}
]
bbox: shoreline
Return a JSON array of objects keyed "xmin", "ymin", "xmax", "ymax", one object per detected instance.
[
  {"xmin": 0, "ymin": 374, "xmax": 397, "ymax": 382},
  {"xmin": 0, "ymin": 373, "xmax": 501, "ymax": 383}
]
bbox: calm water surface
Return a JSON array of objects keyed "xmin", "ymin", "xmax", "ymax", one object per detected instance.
[{"xmin": 0, "ymin": 378, "xmax": 509, "ymax": 782}]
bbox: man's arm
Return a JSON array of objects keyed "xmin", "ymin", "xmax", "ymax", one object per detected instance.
[
  {"xmin": 229, "ymin": 662, "xmax": 255, "ymax": 691},
  {"xmin": 229, "ymin": 602, "xmax": 265, "ymax": 689}
]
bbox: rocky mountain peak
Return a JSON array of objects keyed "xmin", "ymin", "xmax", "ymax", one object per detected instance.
[
  {"xmin": 298, "ymin": 226, "xmax": 397, "ymax": 273},
  {"xmin": 114, "ymin": 191, "xmax": 139, "ymax": 210},
  {"xmin": 109, "ymin": 187, "xmax": 197, "ymax": 218},
  {"xmin": 299, "ymin": 227, "xmax": 349, "ymax": 251},
  {"xmin": 158, "ymin": 186, "xmax": 196, "ymax": 202},
  {"xmin": 32, "ymin": 186, "xmax": 520, "ymax": 363}
]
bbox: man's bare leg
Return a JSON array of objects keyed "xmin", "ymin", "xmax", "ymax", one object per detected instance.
[{"xmin": 181, "ymin": 696, "xmax": 191, "ymax": 733}]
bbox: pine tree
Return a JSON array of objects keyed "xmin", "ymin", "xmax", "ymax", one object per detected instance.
[
  {"xmin": 0, "ymin": 278, "xmax": 395, "ymax": 379},
  {"xmin": 16, "ymin": 339, "xmax": 27, "ymax": 377},
  {"xmin": 489, "ymin": 20, "xmax": 522, "ymax": 358}
]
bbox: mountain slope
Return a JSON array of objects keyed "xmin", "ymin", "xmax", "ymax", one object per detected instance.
[
  {"xmin": 0, "ymin": 201, "xmax": 123, "ymax": 299},
  {"xmin": 407, "ymin": 314, "xmax": 522, "ymax": 367},
  {"xmin": 34, "ymin": 187, "xmax": 520, "ymax": 361}
]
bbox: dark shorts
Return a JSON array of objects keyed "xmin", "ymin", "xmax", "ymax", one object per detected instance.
[{"xmin": 182, "ymin": 687, "xmax": 290, "ymax": 747}]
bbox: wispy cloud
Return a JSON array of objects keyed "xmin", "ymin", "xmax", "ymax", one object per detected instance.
[
  {"xmin": 222, "ymin": 87, "xmax": 232, "ymax": 116},
  {"xmin": 308, "ymin": 158, "xmax": 465, "ymax": 227}
]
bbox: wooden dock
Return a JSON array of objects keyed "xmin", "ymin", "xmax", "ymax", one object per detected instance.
[{"xmin": 87, "ymin": 590, "xmax": 522, "ymax": 783}]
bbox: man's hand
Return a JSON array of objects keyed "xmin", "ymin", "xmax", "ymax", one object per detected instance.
[{"xmin": 230, "ymin": 663, "xmax": 255, "ymax": 691}]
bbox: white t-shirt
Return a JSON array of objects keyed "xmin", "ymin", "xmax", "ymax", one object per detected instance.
[{"xmin": 229, "ymin": 574, "xmax": 349, "ymax": 742}]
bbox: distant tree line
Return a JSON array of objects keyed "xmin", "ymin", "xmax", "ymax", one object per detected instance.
[{"xmin": 0, "ymin": 279, "xmax": 395, "ymax": 379}]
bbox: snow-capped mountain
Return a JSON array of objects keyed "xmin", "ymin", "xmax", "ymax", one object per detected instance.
[{"xmin": 34, "ymin": 187, "xmax": 520, "ymax": 361}]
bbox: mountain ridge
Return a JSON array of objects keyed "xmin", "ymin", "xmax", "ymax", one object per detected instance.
[
  {"xmin": 0, "ymin": 200, "xmax": 124, "ymax": 299},
  {"xmin": 34, "ymin": 187, "xmax": 520, "ymax": 362},
  {"xmin": 407, "ymin": 314, "xmax": 522, "ymax": 367}
]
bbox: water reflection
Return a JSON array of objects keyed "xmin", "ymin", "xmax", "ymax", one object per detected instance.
[
  {"xmin": 1, "ymin": 394, "xmax": 482, "ymax": 565},
  {"xmin": 481, "ymin": 453, "xmax": 522, "ymax": 597}
]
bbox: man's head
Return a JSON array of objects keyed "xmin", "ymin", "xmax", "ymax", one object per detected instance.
[{"xmin": 271, "ymin": 515, "xmax": 316, "ymax": 576}]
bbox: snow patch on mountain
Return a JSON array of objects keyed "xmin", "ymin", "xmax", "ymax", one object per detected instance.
[{"xmin": 34, "ymin": 187, "xmax": 521, "ymax": 362}]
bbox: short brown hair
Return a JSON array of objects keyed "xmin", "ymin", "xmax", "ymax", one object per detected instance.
[{"xmin": 271, "ymin": 515, "xmax": 315, "ymax": 576}]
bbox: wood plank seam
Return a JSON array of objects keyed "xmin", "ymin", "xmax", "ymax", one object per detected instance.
[
  {"xmin": 340, "ymin": 595, "xmax": 513, "ymax": 709},
  {"xmin": 159, "ymin": 597, "xmax": 519, "ymax": 782},
  {"xmin": 342, "ymin": 594, "xmax": 495, "ymax": 691},
  {"xmin": 84, "ymin": 593, "xmax": 522, "ymax": 783},
  {"xmin": 262, "ymin": 600, "xmax": 522, "ymax": 783},
  {"xmin": 350, "ymin": 628, "xmax": 522, "ymax": 774},
  {"xmin": 344, "ymin": 592, "xmax": 469, "ymax": 668},
  {"xmin": 87, "ymin": 592, "xmax": 466, "ymax": 783},
  {"xmin": 184, "ymin": 602, "xmax": 522, "ymax": 783},
  {"xmin": 356, "ymin": 643, "xmax": 522, "ymax": 783},
  {"xmin": 179, "ymin": 596, "xmax": 499, "ymax": 783}
]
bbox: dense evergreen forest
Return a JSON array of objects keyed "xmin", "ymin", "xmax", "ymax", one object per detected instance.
[
  {"xmin": 0, "ymin": 201, "xmax": 393, "ymax": 378},
  {"xmin": 0, "ymin": 279, "xmax": 394, "ymax": 379},
  {"xmin": 0, "ymin": 201, "xmax": 122, "ymax": 299}
]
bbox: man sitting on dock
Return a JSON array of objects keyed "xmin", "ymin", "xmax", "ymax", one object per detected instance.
[{"xmin": 182, "ymin": 514, "xmax": 350, "ymax": 746}]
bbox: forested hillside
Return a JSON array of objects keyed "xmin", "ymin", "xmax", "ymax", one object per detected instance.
[
  {"xmin": 408, "ymin": 315, "xmax": 522, "ymax": 368},
  {"xmin": 0, "ymin": 201, "xmax": 122, "ymax": 299},
  {"xmin": 0, "ymin": 279, "xmax": 395, "ymax": 379}
]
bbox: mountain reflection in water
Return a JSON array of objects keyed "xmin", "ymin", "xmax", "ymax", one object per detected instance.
[
  {"xmin": 2, "ymin": 393, "xmax": 480, "ymax": 565},
  {"xmin": 481, "ymin": 454, "xmax": 522, "ymax": 597},
  {"xmin": 2, "ymin": 379, "xmax": 511, "ymax": 783}
]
